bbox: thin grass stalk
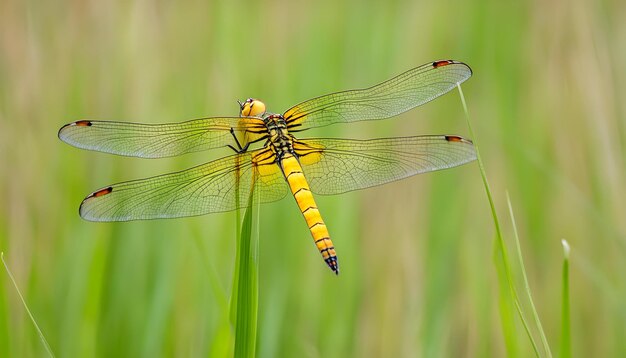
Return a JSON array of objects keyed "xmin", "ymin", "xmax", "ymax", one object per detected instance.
[
  {"xmin": 506, "ymin": 191, "xmax": 552, "ymax": 357},
  {"xmin": 457, "ymin": 84, "xmax": 541, "ymax": 357},
  {"xmin": 492, "ymin": 243, "xmax": 521, "ymax": 356},
  {"xmin": 1, "ymin": 253, "xmax": 55, "ymax": 358},
  {"xmin": 560, "ymin": 240, "xmax": 571, "ymax": 358}
]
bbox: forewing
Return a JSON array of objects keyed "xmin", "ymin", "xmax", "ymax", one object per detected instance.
[
  {"xmin": 293, "ymin": 136, "xmax": 476, "ymax": 195},
  {"xmin": 58, "ymin": 117, "xmax": 266, "ymax": 158},
  {"xmin": 283, "ymin": 60, "xmax": 472, "ymax": 129},
  {"xmin": 79, "ymin": 148, "xmax": 287, "ymax": 221}
]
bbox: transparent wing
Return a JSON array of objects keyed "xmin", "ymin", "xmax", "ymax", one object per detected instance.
[
  {"xmin": 79, "ymin": 148, "xmax": 287, "ymax": 221},
  {"xmin": 58, "ymin": 117, "xmax": 266, "ymax": 158},
  {"xmin": 283, "ymin": 60, "xmax": 472, "ymax": 129},
  {"xmin": 293, "ymin": 135, "xmax": 476, "ymax": 195}
]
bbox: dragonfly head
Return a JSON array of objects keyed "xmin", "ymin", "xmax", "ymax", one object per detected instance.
[{"xmin": 239, "ymin": 98, "xmax": 266, "ymax": 117}]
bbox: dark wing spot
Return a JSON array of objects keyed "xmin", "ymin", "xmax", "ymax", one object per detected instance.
[
  {"xmin": 92, "ymin": 187, "xmax": 113, "ymax": 198},
  {"xmin": 433, "ymin": 60, "xmax": 454, "ymax": 68},
  {"xmin": 445, "ymin": 135, "xmax": 464, "ymax": 142},
  {"xmin": 74, "ymin": 120, "xmax": 92, "ymax": 127}
]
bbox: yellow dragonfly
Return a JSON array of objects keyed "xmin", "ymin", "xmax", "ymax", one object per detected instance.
[{"xmin": 59, "ymin": 60, "xmax": 475, "ymax": 275}]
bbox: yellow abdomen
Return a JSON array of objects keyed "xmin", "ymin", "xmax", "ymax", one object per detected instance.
[{"xmin": 281, "ymin": 153, "xmax": 339, "ymax": 274}]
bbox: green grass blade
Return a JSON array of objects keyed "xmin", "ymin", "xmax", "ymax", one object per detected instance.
[
  {"xmin": 492, "ymin": 240, "xmax": 521, "ymax": 357},
  {"xmin": 507, "ymin": 191, "xmax": 552, "ymax": 357},
  {"xmin": 457, "ymin": 84, "xmax": 542, "ymax": 357},
  {"xmin": 560, "ymin": 240, "xmax": 571, "ymax": 358},
  {"xmin": 230, "ymin": 178, "xmax": 260, "ymax": 358},
  {"xmin": 1, "ymin": 253, "xmax": 56, "ymax": 358}
]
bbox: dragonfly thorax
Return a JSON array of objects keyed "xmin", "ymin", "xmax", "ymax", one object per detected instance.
[{"xmin": 264, "ymin": 113, "xmax": 296, "ymax": 158}]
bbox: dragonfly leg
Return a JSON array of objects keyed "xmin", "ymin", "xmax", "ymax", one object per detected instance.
[
  {"xmin": 226, "ymin": 144, "xmax": 239, "ymax": 153},
  {"xmin": 227, "ymin": 141, "xmax": 252, "ymax": 154},
  {"xmin": 228, "ymin": 127, "xmax": 245, "ymax": 152},
  {"xmin": 227, "ymin": 126, "xmax": 255, "ymax": 154}
]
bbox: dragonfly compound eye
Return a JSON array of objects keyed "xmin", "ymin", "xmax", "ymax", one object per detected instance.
[{"xmin": 240, "ymin": 98, "xmax": 266, "ymax": 117}]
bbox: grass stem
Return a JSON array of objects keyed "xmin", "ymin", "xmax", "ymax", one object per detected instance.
[
  {"xmin": 506, "ymin": 192, "xmax": 552, "ymax": 357},
  {"xmin": 457, "ymin": 84, "xmax": 543, "ymax": 357},
  {"xmin": 1, "ymin": 252, "xmax": 55, "ymax": 358},
  {"xmin": 560, "ymin": 240, "xmax": 571, "ymax": 358}
]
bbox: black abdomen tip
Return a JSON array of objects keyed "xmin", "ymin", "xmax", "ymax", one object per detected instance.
[{"xmin": 325, "ymin": 256, "xmax": 339, "ymax": 275}]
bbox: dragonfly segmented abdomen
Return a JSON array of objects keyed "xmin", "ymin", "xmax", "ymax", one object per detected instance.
[{"xmin": 281, "ymin": 153, "xmax": 339, "ymax": 274}]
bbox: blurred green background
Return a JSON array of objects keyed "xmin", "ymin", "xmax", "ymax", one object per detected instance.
[{"xmin": 1, "ymin": 0, "xmax": 625, "ymax": 356}]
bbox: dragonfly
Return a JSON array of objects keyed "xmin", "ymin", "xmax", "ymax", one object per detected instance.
[{"xmin": 58, "ymin": 60, "xmax": 476, "ymax": 275}]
